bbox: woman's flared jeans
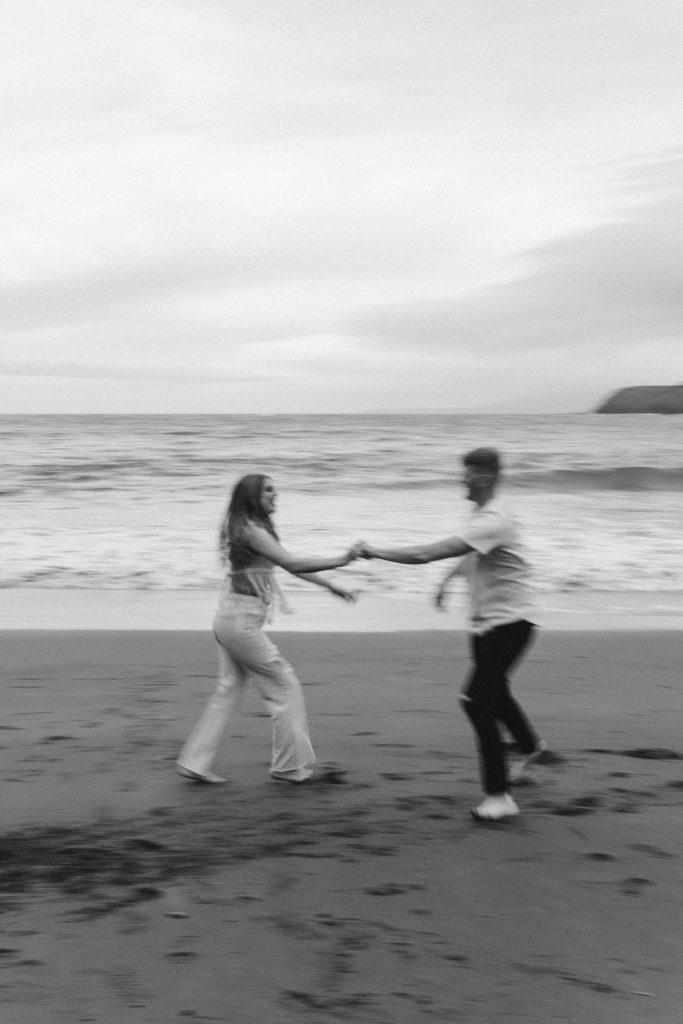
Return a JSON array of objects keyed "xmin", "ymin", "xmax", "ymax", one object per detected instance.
[{"xmin": 177, "ymin": 595, "xmax": 315, "ymax": 777}]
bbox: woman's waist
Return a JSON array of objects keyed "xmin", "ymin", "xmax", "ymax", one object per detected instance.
[
  {"xmin": 216, "ymin": 590, "xmax": 269, "ymax": 613},
  {"xmin": 220, "ymin": 591, "xmax": 267, "ymax": 602},
  {"xmin": 230, "ymin": 580, "xmax": 262, "ymax": 598},
  {"xmin": 226, "ymin": 568, "xmax": 274, "ymax": 596}
]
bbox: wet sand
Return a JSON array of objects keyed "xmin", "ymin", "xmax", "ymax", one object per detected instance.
[{"xmin": 1, "ymin": 628, "xmax": 682, "ymax": 1022}]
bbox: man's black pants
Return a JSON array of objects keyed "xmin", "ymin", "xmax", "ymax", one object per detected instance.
[{"xmin": 461, "ymin": 619, "xmax": 538, "ymax": 795}]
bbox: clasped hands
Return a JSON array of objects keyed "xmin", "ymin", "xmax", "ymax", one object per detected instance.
[
  {"xmin": 331, "ymin": 541, "xmax": 376, "ymax": 603},
  {"xmin": 325, "ymin": 542, "xmax": 372, "ymax": 604},
  {"xmin": 347, "ymin": 540, "xmax": 377, "ymax": 561}
]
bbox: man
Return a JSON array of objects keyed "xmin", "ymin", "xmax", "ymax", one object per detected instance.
[{"xmin": 361, "ymin": 447, "xmax": 545, "ymax": 821}]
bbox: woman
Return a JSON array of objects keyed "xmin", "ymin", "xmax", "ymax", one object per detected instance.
[{"xmin": 176, "ymin": 474, "xmax": 360, "ymax": 784}]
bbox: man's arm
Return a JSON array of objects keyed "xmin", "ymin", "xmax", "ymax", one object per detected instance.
[{"xmin": 362, "ymin": 535, "xmax": 473, "ymax": 564}]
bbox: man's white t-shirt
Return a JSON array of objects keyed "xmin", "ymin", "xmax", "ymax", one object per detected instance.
[{"xmin": 457, "ymin": 497, "xmax": 536, "ymax": 635}]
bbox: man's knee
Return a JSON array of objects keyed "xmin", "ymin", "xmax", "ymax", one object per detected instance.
[{"xmin": 460, "ymin": 692, "xmax": 494, "ymax": 729}]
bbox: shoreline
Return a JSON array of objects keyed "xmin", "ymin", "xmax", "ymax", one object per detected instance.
[{"xmin": 0, "ymin": 586, "xmax": 681, "ymax": 632}]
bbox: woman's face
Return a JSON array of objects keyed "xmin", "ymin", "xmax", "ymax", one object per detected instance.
[{"xmin": 259, "ymin": 478, "xmax": 277, "ymax": 516}]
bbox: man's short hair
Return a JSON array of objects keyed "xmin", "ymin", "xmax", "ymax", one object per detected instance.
[{"xmin": 463, "ymin": 447, "xmax": 501, "ymax": 476}]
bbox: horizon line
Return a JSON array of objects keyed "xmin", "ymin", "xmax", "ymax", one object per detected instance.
[{"xmin": 0, "ymin": 408, "xmax": 596, "ymax": 417}]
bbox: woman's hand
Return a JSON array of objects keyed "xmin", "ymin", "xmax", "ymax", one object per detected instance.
[
  {"xmin": 329, "ymin": 584, "xmax": 359, "ymax": 603},
  {"xmin": 433, "ymin": 584, "xmax": 448, "ymax": 611},
  {"xmin": 345, "ymin": 541, "xmax": 367, "ymax": 563}
]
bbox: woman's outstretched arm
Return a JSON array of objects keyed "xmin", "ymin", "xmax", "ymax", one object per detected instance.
[{"xmin": 246, "ymin": 523, "xmax": 361, "ymax": 574}]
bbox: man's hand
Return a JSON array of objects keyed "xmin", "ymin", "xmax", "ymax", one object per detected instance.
[
  {"xmin": 345, "ymin": 541, "xmax": 366, "ymax": 562},
  {"xmin": 433, "ymin": 585, "xmax": 448, "ymax": 611},
  {"xmin": 356, "ymin": 541, "xmax": 378, "ymax": 559}
]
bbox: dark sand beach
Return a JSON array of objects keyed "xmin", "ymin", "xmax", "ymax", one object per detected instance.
[{"xmin": 1, "ymin": 628, "xmax": 683, "ymax": 1022}]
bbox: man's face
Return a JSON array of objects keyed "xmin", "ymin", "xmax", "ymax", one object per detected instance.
[{"xmin": 463, "ymin": 466, "xmax": 493, "ymax": 502}]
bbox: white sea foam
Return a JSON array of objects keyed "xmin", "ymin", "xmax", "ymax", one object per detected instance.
[{"xmin": 1, "ymin": 413, "xmax": 682, "ymax": 596}]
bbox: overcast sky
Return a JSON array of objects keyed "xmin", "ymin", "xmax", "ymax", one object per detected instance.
[{"xmin": 2, "ymin": 0, "xmax": 682, "ymax": 413}]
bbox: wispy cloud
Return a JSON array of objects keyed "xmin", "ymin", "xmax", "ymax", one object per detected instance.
[{"xmin": 350, "ymin": 151, "xmax": 683, "ymax": 358}]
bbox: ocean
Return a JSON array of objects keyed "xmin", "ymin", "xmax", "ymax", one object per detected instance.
[{"xmin": 2, "ymin": 413, "xmax": 681, "ymax": 606}]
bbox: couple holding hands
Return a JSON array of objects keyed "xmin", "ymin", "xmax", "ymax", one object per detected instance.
[{"xmin": 177, "ymin": 449, "xmax": 544, "ymax": 822}]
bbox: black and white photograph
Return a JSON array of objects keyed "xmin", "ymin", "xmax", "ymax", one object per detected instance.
[{"xmin": 1, "ymin": 2, "xmax": 682, "ymax": 1021}]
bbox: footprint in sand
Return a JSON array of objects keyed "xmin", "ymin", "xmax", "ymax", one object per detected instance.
[
  {"xmin": 560, "ymin": 973, "xmax": 619, "ymax": 995},
  {"xmin": 126, "ymin": 838, "xmax": 167, "ymax": 852},
  {"xmin": 620, "ymin": 748, "xmax": 683, "ymax": 761},
  {"xmin": 620, "ymin": 877, "xmax": 653, "ymax": 896},
  {"xmin": 364, "ymin": 883, "xmax": 426, "ymax": 896},
  {"xmin": 629, "ymin": 843, "xmax": 675, "ymax": 859},
  {"xmin": 551, "ymin": 795, "xmax": 603, "ymax": 816},
  {"xmin": 373, "ymin": 742, "xmax": 415, "ymax": 748},
  {"xmin": 282, "ymin": 990, "xmax": 377, "ymax": 1013}
]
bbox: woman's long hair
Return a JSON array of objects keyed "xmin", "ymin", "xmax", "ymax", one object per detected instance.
[{"xmin": 218, "ymin": 474, "xmax": 278, "ymax": 569}]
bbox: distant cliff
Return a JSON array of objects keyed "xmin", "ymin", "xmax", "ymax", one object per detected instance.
[{"xmin": 596, "ymin": 385, "xmax": 683, "ymax": 414}]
